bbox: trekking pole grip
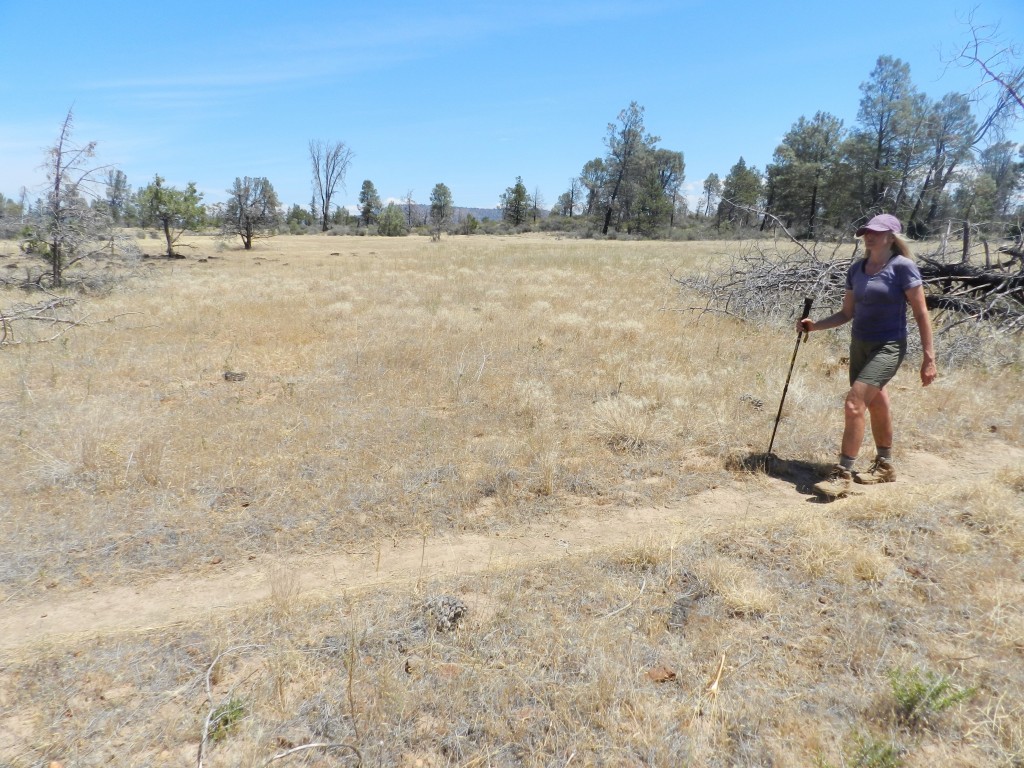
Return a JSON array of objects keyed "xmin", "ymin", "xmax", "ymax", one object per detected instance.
[{"xmin": 799, "ymin": 297, "xmax": 813, "ymax": 341}]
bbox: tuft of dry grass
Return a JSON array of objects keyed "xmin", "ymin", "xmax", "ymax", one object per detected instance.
[
  {"xmin": 589, "ymin": 394, "xmax": 668, "ymax": 454},
  {"xmin": 696, "ymin": 555, "xmax": 778, "ymax": 616}
]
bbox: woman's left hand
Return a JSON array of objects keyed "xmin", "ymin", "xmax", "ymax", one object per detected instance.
[
  {"xmin": 920, "ymin": 359, "xmax": 937, "ymax": 387},
  {"xmin": 905, "ymin": 286, "xmax": 936, "ymax": 388}
]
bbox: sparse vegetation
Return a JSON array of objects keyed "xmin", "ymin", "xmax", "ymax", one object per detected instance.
[{"xmin": 0, "ymin": 234, "xmax": 1021, "ymax": 766}]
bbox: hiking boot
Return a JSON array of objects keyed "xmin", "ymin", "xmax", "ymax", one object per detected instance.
[
  {"xmin": 813, "ymin": 465, "xmax": 857, "ymax": 499},
  {"xmin": 854, "ymin": 456, "xmax": 896, "ymax": 485}
]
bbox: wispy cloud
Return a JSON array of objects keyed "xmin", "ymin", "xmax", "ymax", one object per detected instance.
[{"xmin": 83, "ymin": 1, "xmax": 670, "ymax": 98}]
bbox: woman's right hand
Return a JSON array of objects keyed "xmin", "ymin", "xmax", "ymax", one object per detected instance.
[{"xmin": 798, "ymin": 318, "xmax": 814, "ymax": 334}]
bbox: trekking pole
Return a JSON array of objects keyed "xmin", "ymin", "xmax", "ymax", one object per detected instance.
[{"xmin": 767, "ymin": 297, "xmax": 813, "ymax": 459}]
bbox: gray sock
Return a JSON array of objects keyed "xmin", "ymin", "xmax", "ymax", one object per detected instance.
[
  {"xmin": 876, "ymin": 447, "xmax": 893, "ymax": 462},
  {"xmin": 839, "ymin": 454, "xmax": 856, "ymax": 471}
]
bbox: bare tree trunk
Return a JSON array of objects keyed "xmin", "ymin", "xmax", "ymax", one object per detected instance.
[
  {"xmin": 807, "ymin": 173, "xmax": 820, "ymax": 239},
  {"xmin": 907, "ymin": 170, "xmax": 932, "ymax": 233},
  {"xmin": 164, "ymin": 219, "xmax": 174, "ymax": 258},
  {"xmin": 602, "ymin": 170, "xmax": 624, "ymax": 235},
  {"xmin": 759, "ymin": 184, "xmax": 774, "ymax": 233},
  {"xmin": 48, "ymin": 113, "xmax": 73, "ymax": 288},
  {"xmin": 939, "ymin": 220, "xmax": 952, "ymax": 260}
]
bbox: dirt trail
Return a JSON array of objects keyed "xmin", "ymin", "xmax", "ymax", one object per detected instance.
[{"xmin": 2, "ymin": 442, "xmax": 1020, "ymax": 658}]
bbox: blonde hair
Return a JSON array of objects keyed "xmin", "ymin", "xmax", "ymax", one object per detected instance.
[{"xmin": 891, "ymin": 233, "xmax": 914, "ymax": 260}]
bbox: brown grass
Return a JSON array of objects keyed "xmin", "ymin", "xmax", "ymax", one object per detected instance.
[
  {"xmin": 1, "ymin": 235, "xmax": 741, "ymax": 596},
  {"xmin": 1, "ymin": 233, "xmax": 1022, "ymax": 766}
]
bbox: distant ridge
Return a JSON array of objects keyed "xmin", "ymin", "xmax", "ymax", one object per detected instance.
[
  {"xmin": 402, "ymin": 204, "xmax": 502, "ymax": 223},
  {"xmin": 455, "ymin": 206, "xmax": 503, "ymax": 221}
]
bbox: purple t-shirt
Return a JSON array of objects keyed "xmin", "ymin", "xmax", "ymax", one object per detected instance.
[{"xmin": 846, "ymin": 255, "xmax": 923, "ymax": 341}]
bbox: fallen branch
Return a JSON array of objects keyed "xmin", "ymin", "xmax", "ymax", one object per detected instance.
[
  {"xmin": 260, "ymin": 743, "xmax": 363, "ymax": 766},
  {"xmin": 0, "ymin": 295, "xmax": 142, "ymax": 347},
  {"xmin": 197, "ymin": 645, "xmax": 263, "ymax": 768},
  {"xmin": 598, "ymin": 577, "xmax": 648, "ymax": 621}
]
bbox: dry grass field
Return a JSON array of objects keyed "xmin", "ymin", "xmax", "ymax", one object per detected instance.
[{"xmin": 0, "ymin": 233, "xmax": 1022, "ymax": 767}]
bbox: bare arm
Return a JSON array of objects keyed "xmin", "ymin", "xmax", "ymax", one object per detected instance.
[
  {"xmin": 799, "ymin": 290, "xmax": 854, "ymax": 333},
  {"xmin": 906, "ymin": 284, "xmax": 936, "ymax": 386}
]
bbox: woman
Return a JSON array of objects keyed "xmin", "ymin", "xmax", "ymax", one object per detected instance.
[{"xmin": 799, "ymin": 213, "xmax": 936, "ymax": 499}]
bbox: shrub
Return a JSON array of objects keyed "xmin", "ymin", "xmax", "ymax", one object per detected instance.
[
  {"xmin": 209, "ymin": 696, "xmax": 246, "ymax": 742},
  {"xmin": 887, "ymin": 666, "xmax": 975, "ymax": 729}
]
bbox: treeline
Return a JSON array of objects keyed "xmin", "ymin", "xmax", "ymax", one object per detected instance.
[
  {"xmin": 543, "ymin": 55, "xmax": 1022, "ymax": 242},
  {"xmin": 466, "ymin": 51, "xmax": 1024, "ymax": 241},
  {"xmin": 703, "ymin": 55, "xmax": 1024, "ymax": 241},
  {"xmin": 2, "ymin": 47, "xmax": 1022, "ymax": 276}
]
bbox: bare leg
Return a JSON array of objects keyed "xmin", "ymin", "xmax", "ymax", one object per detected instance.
[
  {"xmin": 840, "ymin": 381, "xmax": 883, "ymax": 460},
  {"xmin": 866, "ymin": 385, "xmax": 893, "ymax": 450},
  {"xmin": 813, "ymin": 382, "xmax": 882, "ymax": 499}
]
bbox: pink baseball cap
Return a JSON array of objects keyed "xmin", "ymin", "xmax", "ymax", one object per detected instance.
[{"xmin": 856, "ymin": 213, "xmax": 902, "ymax": 236}]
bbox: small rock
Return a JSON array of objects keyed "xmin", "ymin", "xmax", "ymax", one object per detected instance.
[
  {"xmin": 424, "ymin": 595, "xmax": 468, "ymax": 632},
  {"xmin": 646, "ymin": 665, "xmax": 677, "ymax": 683}
]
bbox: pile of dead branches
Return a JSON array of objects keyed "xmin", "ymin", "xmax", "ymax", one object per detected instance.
[
  {"xmin": 677, "ymin": 237, "xmax": 853, "ymax": 327},
  {"xmin": 0, "ymin": 296, "xmax": 84, "ymax": 347},
  {"xmin": 919, "ymin": 247, "xmax": 1024, "ymax": 334},
  {"xmin": 677, "ymin": 228, "xmax": 1024, "ymax": 337}
]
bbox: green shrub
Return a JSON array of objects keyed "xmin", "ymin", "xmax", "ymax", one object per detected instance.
[
  {"xmin": 887, "ymin": 666, "xmax": 975, "ymax": 729},
  {"xmin": 209, "ymin": 696, "xmax": 246, "ymax": 742}
]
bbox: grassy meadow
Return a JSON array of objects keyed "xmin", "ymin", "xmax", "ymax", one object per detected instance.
[{"xmin": 0, "ymin": 233, "xmax": 1022, "ymax": 766}]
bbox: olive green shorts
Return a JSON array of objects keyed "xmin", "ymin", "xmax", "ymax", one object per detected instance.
[{"xmin": 849, "ymin": 338, "xmax": 907, "ymax": 388}]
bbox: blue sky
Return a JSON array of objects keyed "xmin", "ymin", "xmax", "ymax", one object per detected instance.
[{"xmin": 1, "ymin": 0, "xmax": 1022, "ymax": 212}]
